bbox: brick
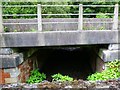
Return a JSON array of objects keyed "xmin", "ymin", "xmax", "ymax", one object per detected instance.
[
  {"xmin": 0, "ymin": 78, "xmax": 5, "ymax": 84},
  {"xmin": 4, "ymin": 73, "xmax": 10, "ymax": 78},
  {"xmin": 0, "ymin": 69, "xmax": 4, "ymax": 75},
  {"xmin": 0, "ymin": 69, "xmax": 4, "ymax": 84},
  {"xmin": 5, "ymin": 78, "xmax": 18, "ymax": 84}
]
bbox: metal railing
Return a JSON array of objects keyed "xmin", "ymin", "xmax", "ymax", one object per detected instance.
[{"xmin": 0, "ymin": 4, "xmax": 119, "ymax": 32}]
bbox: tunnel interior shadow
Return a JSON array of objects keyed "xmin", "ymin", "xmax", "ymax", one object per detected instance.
[{"xmin": 37, "ymin": 47, "xmax": 96, "ymax": 81}]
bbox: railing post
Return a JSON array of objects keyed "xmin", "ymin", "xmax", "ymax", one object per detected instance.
[
  {"xmin": 78, "ymin": 4, "xmax": 83, "ymax": 30},
  {"xmin": 37, "ymin": 4, "xmax": 42, "ymax": 31},
  {"xmin": 0, "ymin": 2, "xmax": 3, "ymax": 32},
  {"xmin": 112, "ymin": 4, "xmax": 119, "ymax": 30}
]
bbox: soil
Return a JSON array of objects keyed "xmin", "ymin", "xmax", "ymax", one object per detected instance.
[{"xmin": 1, "ymin": 79, "xmax": 120, "ymax": 89}]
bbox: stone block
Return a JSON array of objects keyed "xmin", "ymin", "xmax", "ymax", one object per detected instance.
[
  {"xmin": 99, "ymin": 49, "xmax": 120, "ymax": 62},
  {"xmin": 108, "ymin": 44, "xmax": 120, "ymax": 50},
  {"xmin": 0, "ymin": 48, "xmax": 13, "ymax": 55},
  {"xmin": 0, "ymin": 53, "xmax": 23, "ymax": 68},
  {"xmin": 4, "ymin": 67, "xmax": 20, "ymax": 78},
  {"xmin": 5, "ymin": 78, "xmax": 18, "ymax": 84}
]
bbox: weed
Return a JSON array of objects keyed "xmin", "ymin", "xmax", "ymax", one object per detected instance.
[
  {"xmin": 26, "ymin": 69, "xmax": 46, "ymax": 84},
  {"xmin": 87, "ymin": 59, "xmax": 120, "ymax": 81},
  {"xmin": 52, "ymin": 73, "xmax": 73, "ymax": 82}
]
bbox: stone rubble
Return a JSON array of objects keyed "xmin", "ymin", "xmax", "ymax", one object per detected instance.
[{"xmin": 1, "ymin": 79, "xmax": 120, "ymax": 89}]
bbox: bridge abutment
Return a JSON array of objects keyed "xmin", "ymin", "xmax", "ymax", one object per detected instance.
[
  {"xmin": 96, "ymin": 44, "xmax": 120, "ymax": 72},
  {"xmin": 0, "ymin": 48, "xmax": 38, "ymax": 84},
  {"xmin": 0, "ymin": 45, "xmax": 120, "ymax": 84}
]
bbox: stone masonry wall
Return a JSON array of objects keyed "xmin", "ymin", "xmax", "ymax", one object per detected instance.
[{"xmin": 0, "ymin": 57, "xmax": 37, "ymax": 84}]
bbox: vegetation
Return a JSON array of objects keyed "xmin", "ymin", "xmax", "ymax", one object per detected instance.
[
  {"xmin": 2, "ymin": 2, "xmax": 119, "ymax": 19},
  {"xmin": 2, "ymin": 2, "xmax": 71, "ymax": 19},
  {"xmin": 26, "ymin": 69, "xmax": 46, "ymax": 84},
  {"xmin": 26, "ymin": 59, "xmax": 120, "ymax": 83},
  {"xmin": 87, "ymin": 59, "xmax": 120, "ymax": 81},
  {"xmin": 96, "ymin": 13, "xmax": 110, "ymax": 18},
  {"xmin": 52, "ymin": 73, "xmax": 73, "ymax": 82}
]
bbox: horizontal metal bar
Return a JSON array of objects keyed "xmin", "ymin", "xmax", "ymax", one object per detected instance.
[
  {"xmin": 42, "ymin": 22, "xmax": 78, "ymax": 24},
  {"xmin": 42, "ymin": 5, "xmax": 114, "ymax": 7},
  {"xmin": 83, "ymin": 22, "xmax": 113, "ymax": 23},
  {"xmin": 2, "ymin": 13, "xmax": 114, "ymax": 17},
  {"xmin": 83, "ymin": 5, "xmax": 115, "ymax": 7},
  {"xmin": 2, "ymin": 5, "xmax": 115, "ymax": 8},
  {"xmin": 3, "ymin": 23, "xmax": 37, "ymax": 25},
  {"xmin": 42, "ymin": 14, "xmax": 78, "ymax": 16},
  {"xmin": 83, "ymin": 13, "xmax": 114, "ymax": 15},
  {"xmin": 41, "ymin": 5, "xmax": 79, "ymax": 7},
  {"xmin": 3, "ymin": 14, "xmax": 37, "ymax": 16},
  {"xmin": 3, "ymin": 21, "xmax": 113, "ymax": 25},
  {"xmin": 43, "ymin": 22, "xmax": 113, "ymax": 24},
  {"xmin": 2, "ymin": 5, "xmax": 37, "ymax": 7},
  {"xmin": 42, "ymin": 13, "xmax": 113, "ymax": 16}
]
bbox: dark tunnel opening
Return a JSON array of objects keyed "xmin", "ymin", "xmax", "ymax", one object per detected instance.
[{"xmin": 36, "ymin": 46, "xmax": 100, "ymax": 81}]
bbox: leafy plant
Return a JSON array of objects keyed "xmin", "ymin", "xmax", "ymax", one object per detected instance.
[
  {"xmin": 99, "ymin": 26, "xmax": 105, "ymax": 30},
  {"xmin": 4, "ymin": 26, "xmax": 9, "ymax": 32},
  {"xmin": 87, "ymin": 59, "xmax": 120, "ymax": 81},
  {"xmin": 26, "ymin": 69, "xmax": 46, "ymax": 84},
  {"xmin": 29, "ymin": 29, "xmax": 37, "ymax": 32},
  {"xmin": 13, "ymin": 30, "xmax": 17, "ymax": 32},
  {"xmin": 96, "ymin": 13, "xmax": 110, "ymax": 18},
  {"xmin": 52, "ymin": 73, "xmax": 73, "ymax": 82}
]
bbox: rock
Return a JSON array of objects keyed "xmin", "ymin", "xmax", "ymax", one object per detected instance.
[{"xmin": 64, "ymin": 85, "xmax": 72, "ymax": 88}]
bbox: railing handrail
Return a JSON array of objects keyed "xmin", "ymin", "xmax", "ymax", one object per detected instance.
[
  {"xmin": 2, "ymin": 4, "xmax": 115, "ymax": 7},
  {"xmin": 0, "ymin": 4, "xmax": 119, "ymax": 32},
  {"xmin": 2, "ymin": 4, "xmax": 115, "ymax": 17},
  {"xmin": 2, "ymin": 13, "xmax": 115, "ymax": 16}
]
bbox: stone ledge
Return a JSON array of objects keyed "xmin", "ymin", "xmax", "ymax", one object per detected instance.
[
  {"xmin": 0, "ymin": 53, "xmax": 23, "ymax": 68},
  {"xmin": 99, "ymin": 49, "xmax": 120, "ymax": 62},
  {"xmin": 108, "ymin": 44, "xmax": 120, "ymax": 50},
  {"xmin": 0, "ymin": 48, "xmax": 13, "ymax": 55}
]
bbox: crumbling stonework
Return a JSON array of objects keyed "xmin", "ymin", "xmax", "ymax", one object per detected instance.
[{"xmin": 0, "ymin": 48, "xmax": 38, "ymax": 84}]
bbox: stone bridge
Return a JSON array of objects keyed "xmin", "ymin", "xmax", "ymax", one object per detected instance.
[{"xmin": 0, "ymin": 3, "xmax": 120, "ymax": 84}]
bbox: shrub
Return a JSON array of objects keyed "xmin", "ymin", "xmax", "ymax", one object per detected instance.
[
  {"xmin": 26, "ymin": 69, "xmax": 46, "ymax": 84},
  {"xmin": 87, "ymin": 59, "xmax": 120, "ymax": 81}
]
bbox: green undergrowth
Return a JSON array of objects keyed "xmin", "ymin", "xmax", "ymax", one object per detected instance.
[
  {"xmin": 87, "ymin": 59, "xmax": 120, "ymax": 81},
  {"xmin": 27, "ymin": 60, "xmax": 120, "ymax": 84},
  {"xmin": 52, "ymin": 73, "xmax": 73, "ymax": 82},
  {"xmin": 27, "ymin": 71, "xmax": 73, "ymax": 83},
  {"xmin": 26, "ymin": 69, "xmax": 46, "ymax": 84}
]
